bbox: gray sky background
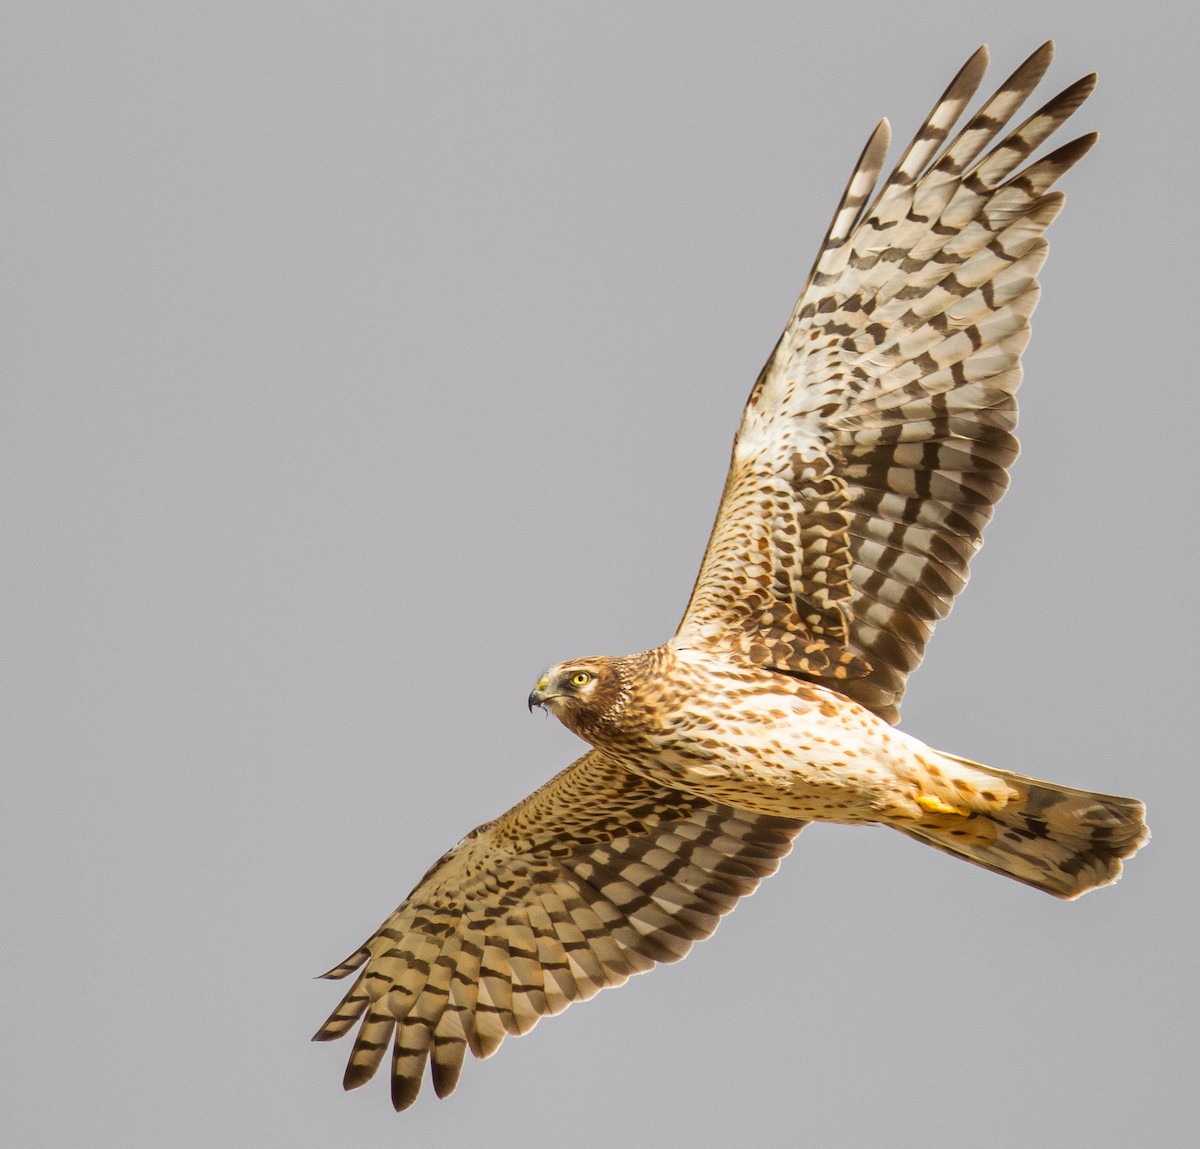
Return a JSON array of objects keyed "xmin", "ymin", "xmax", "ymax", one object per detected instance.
[{"xmin": 4, "ymin": 3, "xmax": 1197, "ymax": 1146}]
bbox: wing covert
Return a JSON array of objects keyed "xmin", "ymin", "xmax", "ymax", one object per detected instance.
[
  {"xmin": 675, "ymin": 43, "xmax": 1094, "ymax": 722},
  {"xmin": 313, "ymin": 750, "xmax": 804, "ymax": 1109}
]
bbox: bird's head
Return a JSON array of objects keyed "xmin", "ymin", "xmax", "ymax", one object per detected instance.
[{"xmin": 527, "ymin": 656, "xmax": 629, "ymax": 740}]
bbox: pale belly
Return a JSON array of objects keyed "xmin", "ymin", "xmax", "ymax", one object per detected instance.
[{"xmin": 622, "ymin": 678, "xmax": 946, "ymax": 824}]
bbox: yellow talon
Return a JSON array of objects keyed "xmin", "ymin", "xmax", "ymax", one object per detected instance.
[{"xmin": 917, "ymin": 794, "xmax": 967, "ymax": 816}]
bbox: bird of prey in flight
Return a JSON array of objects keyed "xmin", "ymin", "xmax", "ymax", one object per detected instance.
[{"xmin": 314, "ymin": 42, "xmax": 1148, "ymax": 1111}]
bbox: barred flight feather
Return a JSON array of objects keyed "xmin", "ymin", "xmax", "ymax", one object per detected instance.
[
  {"xmin": 676, "ymin": 41, "xmax": 1096, "ymax": 723},
  {"xmin": 314, "ymin": 750, "xmax": 803, "ymax": 1108}
]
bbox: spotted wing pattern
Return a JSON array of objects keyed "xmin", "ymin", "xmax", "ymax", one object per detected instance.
[
  {"xmin": 676, "ymin": 43, "xmax": 1095, "ymax": 723},
  {"xmin": 314, "ymin": 750, "xmax": 803, "ymax": 1109}
]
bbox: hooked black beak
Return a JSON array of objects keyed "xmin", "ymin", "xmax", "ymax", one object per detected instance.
[{"xmin": 528, "ymin": 675, "xmax": 554, "ymax": 713}]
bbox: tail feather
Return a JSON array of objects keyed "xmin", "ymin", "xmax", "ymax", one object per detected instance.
[{"xmin": 895, "ymin": 755, "xmax": 1148, "ymax": 899}]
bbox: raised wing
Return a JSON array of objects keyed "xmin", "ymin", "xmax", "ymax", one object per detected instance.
[
  {"xmin": 314, "ymin": 750, "xmax": 803, "ymax": 1109},
  {"xmin": 675, "ymin": 43, "xmax": 1095, "ymax": 723}
]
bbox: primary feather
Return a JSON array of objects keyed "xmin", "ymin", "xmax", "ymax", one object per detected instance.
[{"xmin": 677, "ymin": 42, "xmax": 1097, "ymax": 724}]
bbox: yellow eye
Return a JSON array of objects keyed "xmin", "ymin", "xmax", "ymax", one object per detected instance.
[{"xmin": 570, "ymin": 671, "xmax": 593, "ymax": 687}]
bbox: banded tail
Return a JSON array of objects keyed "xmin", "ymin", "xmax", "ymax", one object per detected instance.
[{"xmin": 896, "ymin": 755, "xmax": 1148, "ymax": 899}]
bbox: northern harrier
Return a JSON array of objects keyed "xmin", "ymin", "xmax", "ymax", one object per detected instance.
[{"xmin": 314, "ymin": 43, "xmax": 1148, "ymax": 1110}]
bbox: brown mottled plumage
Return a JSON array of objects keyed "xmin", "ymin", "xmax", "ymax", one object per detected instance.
[{"xmin": 316, "ymin": 43, "xmax": 1148, "ymax": 1111}]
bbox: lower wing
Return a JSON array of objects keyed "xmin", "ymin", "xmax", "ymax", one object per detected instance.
[{"xmin": 313, "ymin": 749, "xmax": 805, "ymax": 1109}]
